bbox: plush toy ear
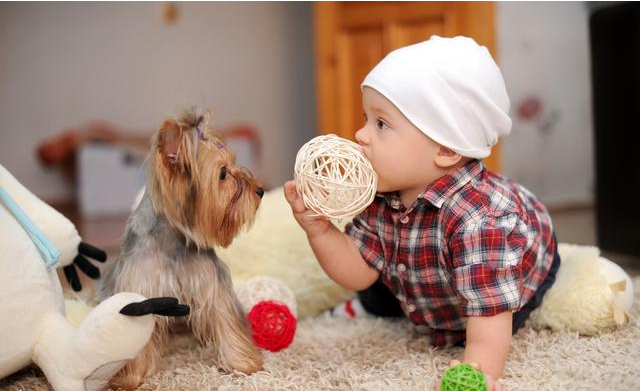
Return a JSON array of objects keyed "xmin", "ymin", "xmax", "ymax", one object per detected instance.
[{"xmin": 158, "ymin": 120, "xmax": 182, "ymax": 169}]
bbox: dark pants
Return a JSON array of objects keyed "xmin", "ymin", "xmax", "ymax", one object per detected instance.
[{"xmin": 357, "ymin": 240, "xmax": 561, "ymax": 339}]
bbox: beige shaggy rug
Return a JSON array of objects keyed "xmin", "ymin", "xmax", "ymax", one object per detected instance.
[
  {"xmin": 2, "ymin": 277, "xmax": 639, "ymax": 391},
  {"xmin": 3, "ymin": 189, "xmax": 638, "ymax": 390}
]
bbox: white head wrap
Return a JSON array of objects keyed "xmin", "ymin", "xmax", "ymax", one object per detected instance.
[{"xmin": 361, "ymin": 36, "xmax": 511, "ymax": 159}]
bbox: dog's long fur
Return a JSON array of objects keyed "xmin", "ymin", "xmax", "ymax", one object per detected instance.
[{"xmin": 95, "ymin": 108, "xmax": 263, "ymax": 389}]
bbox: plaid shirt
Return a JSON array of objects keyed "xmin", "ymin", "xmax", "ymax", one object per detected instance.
[{"xmin": 345, "ymin": 160, "xmax": 556, "ymax": 346}]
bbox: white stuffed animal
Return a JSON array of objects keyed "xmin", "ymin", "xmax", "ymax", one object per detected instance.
[{"xmin": 0, "ymin": 164, "xmax": 189, "ymax": 391}]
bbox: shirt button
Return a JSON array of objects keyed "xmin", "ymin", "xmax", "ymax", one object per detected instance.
[
  {"xmin": 407, "ymin": 304, "xmax": 417, "ymax": 312},
  {"xmin": 397, "ymin": 263, "xmax": 406, "ymax": 272},
  {"xmin": 400, "ymin": 216, "xmax": 409, "ymax": 224}
]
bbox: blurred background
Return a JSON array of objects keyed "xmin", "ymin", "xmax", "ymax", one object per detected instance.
[{"xmin": 0, "ymin": 2, "xmax": 638, "ymax": 265}]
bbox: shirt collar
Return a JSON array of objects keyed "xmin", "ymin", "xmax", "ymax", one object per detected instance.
[
  {"xmin": 377, "ymin": 160, "xmax": 484, "ymax": 210},
  {"xmin": 421, "ymin": 160, "xmax": 484, "ymax": 208},
  {"xmin": 381, "ymin": 160, "xmax": 484, "ymax": 210}
]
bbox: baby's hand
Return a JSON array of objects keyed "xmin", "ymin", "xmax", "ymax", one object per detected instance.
[
  {"xmin": 283, "ymin": 180, "xmax": 332, "ymax": 238},
  {"xmin": 434, "ymin": 360, "xmax": 502, "ymax": 391}
]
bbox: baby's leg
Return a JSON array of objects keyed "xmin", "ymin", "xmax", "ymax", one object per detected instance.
[
  {"xmin": 325, "ymin": 278, "xmax": 404, "ymax": 319},
  {"xmin": 357, "ymin": 277, "xmax": 405, "ymax": 317}
]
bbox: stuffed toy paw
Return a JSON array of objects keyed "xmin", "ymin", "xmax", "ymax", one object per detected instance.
[{"xmin": 20, "ymin": 294, "xmax": 188, "ymax": 391}]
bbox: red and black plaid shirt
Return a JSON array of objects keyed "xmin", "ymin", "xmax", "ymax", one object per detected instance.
[{"xmin": 345, "ymin": 160, "xmax": 556, "ymax": 346}]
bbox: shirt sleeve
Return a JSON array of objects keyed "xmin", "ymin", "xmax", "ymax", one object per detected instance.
[
  {"xmin": 344, "ymin": 204, "xmax": 386, "ymax": 272},
  {"xmin": 449, "ymin": 213, "xmax": 528, "ymax": 317}
]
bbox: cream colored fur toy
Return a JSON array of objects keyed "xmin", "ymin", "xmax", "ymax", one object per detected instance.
[
  {"xmin": 0, "ymin": 164, "xmax": 188, "ymax": 391},
  {"xmin": 215, "ymin": 187, "xmax": 352, "ymax": 319},
  {"xmin": 529, "ymin": 243, "xmax": 634, "ymax": 335}
]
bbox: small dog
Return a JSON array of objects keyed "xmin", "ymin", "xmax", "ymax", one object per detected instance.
[{"xmin": 96, "ymin": 108, "xmax": 264, "ymax": 389}]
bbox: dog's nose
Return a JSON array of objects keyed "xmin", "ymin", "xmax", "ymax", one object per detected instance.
[{"xmin": 256, "ymin": 187, "xmax": 264, "ymax": 198}]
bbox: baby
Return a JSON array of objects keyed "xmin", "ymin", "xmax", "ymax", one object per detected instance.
[{"xmin": 285, "ymin": 36, "xmax": 558, "ymax": 390}]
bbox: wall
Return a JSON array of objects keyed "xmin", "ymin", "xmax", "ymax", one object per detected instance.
[
  {"xmin": 1, "ymin": 2, "xmax": 597, "ymax": 209},
  {"xmin": 497, "ymin": 2, "xmax": 594, "ymax": 207},
  {"xmin": 0, "ymin": 2, "xmax": 315, "ymax": 201}
]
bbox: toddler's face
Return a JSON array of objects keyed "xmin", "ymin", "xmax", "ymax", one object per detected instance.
[{"xmin": 355, "ymin": 87, "xmax": 440, "ymax": 195}]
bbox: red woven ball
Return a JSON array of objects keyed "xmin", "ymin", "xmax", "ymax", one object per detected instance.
[{"xmin": 247, "ymin": 300, "xmax": 297, "ymax": 352}]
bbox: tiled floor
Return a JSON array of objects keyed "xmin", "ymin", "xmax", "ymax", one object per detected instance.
[
  {"xmin": 550, "ymin": 206, "xmax": 640, "ymax": 276},
  {"xmin": 549, "ymin": 207, "xmax": 597, "ymax": 246}
]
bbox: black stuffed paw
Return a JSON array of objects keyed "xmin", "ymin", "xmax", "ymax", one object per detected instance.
[
  {"xmin": 63, "ymin": 241, "xmax": 108, "ymax": 291},
  {"xmin": 119, "ymin": 297, "xmax": 191, "ymax": 317}
]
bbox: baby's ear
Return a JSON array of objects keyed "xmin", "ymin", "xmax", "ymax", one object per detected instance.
[
  {"xmin": 158, "ymin": 120, "xmax": 182, "ymax": 169},
  {"xmin": 434, "ymin": 146, "xmax": 463, "ymax": 169}
]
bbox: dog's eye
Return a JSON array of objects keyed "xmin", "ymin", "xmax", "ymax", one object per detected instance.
[{"xmin": 219, "ymin": 166, "xmax": 227, "ymax": 180}]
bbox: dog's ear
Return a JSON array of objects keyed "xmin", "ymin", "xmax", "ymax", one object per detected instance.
[{"xmin": 159, "ymin": 119, "xmax": 182, "ymax": 169}]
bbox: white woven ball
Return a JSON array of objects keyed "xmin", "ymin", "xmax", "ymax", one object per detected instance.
[
  {"xmin": 294, "ymin": 134, "xmax": 377, "ymax": 219},
  {"xmin": 236, "ymin": 276, "xmax": 298, "ymax": 317}
]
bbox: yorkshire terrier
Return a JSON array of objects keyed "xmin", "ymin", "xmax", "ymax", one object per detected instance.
[{"xmin": 95, "ymin": 108, "xmax": 264, "ymax": 389}]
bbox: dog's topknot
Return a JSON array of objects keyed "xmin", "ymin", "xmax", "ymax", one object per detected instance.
[
  {"xmin": 177, "ymin": 107, "xmax": 210, "ymax": 133},
  {"xmin": 175, "ymin": 107, "xmax": 219, "ymax": 147}
]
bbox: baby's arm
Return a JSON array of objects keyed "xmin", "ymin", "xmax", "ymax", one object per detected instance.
[
  {"xmin": 284, "ymin": 181, "xmax": 379, "ymax": 290},
  {"xmin": 307, "ymin": 218, "xmax": 379, "ymax": 290},
  {"xmin": 464, "ymin": 311, "xmax": 512, "ymax": 381},
  {"xmin": 447, "ymin": 212, "xmax": 527, "ymax": 386}
]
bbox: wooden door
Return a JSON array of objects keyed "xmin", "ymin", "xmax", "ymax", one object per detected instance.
[{"xmin": 314, "ymin": 1, "xmax": 501, "ymax": 171}]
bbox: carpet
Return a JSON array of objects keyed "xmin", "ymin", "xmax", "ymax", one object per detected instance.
[{"xmin": 2, "ymin": 277, "xmax": 639, "ymax": 391}]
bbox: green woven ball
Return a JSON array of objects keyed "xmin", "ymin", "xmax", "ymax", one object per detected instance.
[{"xmin": 440, "ymin": 363, "xmax": 487, "ymax": 391}]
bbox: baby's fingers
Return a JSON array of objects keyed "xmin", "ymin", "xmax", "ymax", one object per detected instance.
[
  {"xmin": 284, "ymin": 181, "xmax": 308, "ymax": 213},
  {"xmin": 283, "ymin": 181, "xmax": 300, "ymax": 203},
  {"xmin": 485, "ymin": 374, "xmax": 502, "ymax": 391}
]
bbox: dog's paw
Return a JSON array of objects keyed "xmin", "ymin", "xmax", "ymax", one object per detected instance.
[
  {"xmin": 109, "ymin": 372, "xmax": 145, "ymax": 391},
  {"xmin": 229, "ymin": 352, "xmax": 264, "ymax": 374}
]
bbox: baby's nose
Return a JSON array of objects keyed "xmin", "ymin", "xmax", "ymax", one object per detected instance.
[{"xmin": 354, "ymin": 128, "xmax": 368, "ymax": 145}]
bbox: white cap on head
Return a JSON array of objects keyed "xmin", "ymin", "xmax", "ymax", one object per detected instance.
[{"xmin": 361, "ymin": 36, "xmax": 512, "ymax": 159}]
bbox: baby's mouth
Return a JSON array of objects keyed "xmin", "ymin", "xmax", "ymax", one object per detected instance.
[{"xmin": 360, "ymin": 148, "xmax": 371, "ymax": 162}]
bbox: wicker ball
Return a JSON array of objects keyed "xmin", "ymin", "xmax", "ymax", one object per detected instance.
[
  {"xmin": 247, "ymin": 300, "xmax": 297, "ymax": 352},
  {"xmin": 236, "ymin": 277, "xmax": 298, "ymax": 352},
  {"xmin": 294, "ymin": 134, "xmax": 377, "ymax": 219},
  {"xmin": 236, "ymin": 276, "xmax": 297, "ymax": 317},
  {"xmin": 440, "ymin": 364, "xmax": 487, "ymax": 391}
]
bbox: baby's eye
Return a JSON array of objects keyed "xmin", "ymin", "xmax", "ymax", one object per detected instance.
[
  {"xmin": 377, "ymin": 119, "xmax": 389, "ymax": 130},
  {"xmin": 219, "ymin": 166, "xmax": 227, "ymax": 180}
]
